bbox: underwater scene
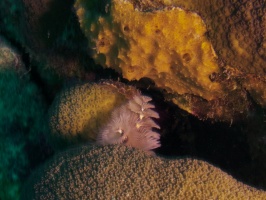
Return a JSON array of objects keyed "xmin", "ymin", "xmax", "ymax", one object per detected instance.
[{"xmin": 1, "ymin": 0, "xmax": 266, "ymax": 199}]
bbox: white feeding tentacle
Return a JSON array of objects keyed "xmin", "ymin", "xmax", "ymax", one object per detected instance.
[
  {"xmin": 97, "ymin": 94, "xmax": 161, "ymax": 153},
  {"xmin": 136, "ymin": 117, "xmax": 160, "ymax": 129},
  {"xmin": 129, "ymin": 95, "xmax": 159, "ymax": 119}
]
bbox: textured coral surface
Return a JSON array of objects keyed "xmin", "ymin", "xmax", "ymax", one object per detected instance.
[
  {"xmin": 163, "ymin": 0, "xmax": 266, "ymax": 75},
  {"xmin": 161, "ymin": 0, "xmax": 266, "ymax": 106},
  {"xmin": 22, "ymin": 145, "xmax": 266, "ymax": 199},
  {"xmin": 75, "ymin": 0, "xmax": 224, "ymax": 101},
  {"xmin": 49, "ymin": 81, "xmax": 139, "ymax": 149},
  {"xmin": 74, "ymin": 0, "xmax": 263, "ymax": 121},
  {"xmin": 1, "ymin": 0, "xmax": 266, "ymax": 199}
]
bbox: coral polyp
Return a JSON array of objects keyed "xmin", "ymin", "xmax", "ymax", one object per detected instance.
[{"xmin": 97, "ymin": 95, "xmax": 161, "ymax": 152}]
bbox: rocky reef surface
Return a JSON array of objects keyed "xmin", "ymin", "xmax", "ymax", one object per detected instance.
[{"xmin": 0, "ymin": 0, "xmax": 266, "ymax": 199}]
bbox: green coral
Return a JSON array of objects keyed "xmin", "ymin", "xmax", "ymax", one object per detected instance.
[
  {"xmin": 0, "ymin": 68, "xmax": 49, "ymax": 200},
  {"xmin": 0, "ymin": 0, "xmax": 26, "ymax": 44},
  {"xmin": 0, "ymin": 69, "xmax": 47, "ymax": 140},
  {"xmin": 22, "ymin": 145, "xmax": 266, "ymax": 199},
  {"xmin": 0, "ymin": 42, "xmax": 49, "ymax": 199},
  {"xmin": 0, "ymin": 136, "xmax": 28, "ymax": 200}
]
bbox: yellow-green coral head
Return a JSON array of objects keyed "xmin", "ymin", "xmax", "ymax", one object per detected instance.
[{"xmin": 48, "ymin": 80, "xmax": 140, "ymax": 149}]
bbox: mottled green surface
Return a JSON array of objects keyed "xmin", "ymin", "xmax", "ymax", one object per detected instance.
[{"xmin": 0, "ymin": 41, "xmax": 48, "ymax": 200}]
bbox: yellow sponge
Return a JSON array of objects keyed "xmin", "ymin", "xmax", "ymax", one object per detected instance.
[{"xmin": 75, "ymin": 0, "xmax": 225, "ymax": 101}]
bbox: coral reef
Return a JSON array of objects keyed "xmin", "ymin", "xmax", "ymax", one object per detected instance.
[
  {"xmin": 97, "ymin": 95, "xmax": 160, "ymax": 153},
  {"xmin": 161, "ymin": 0, "xmax": 266, "ymax": 75},
  {"xmin": 0, "ymin": 37, "xmax": 47, "ymax": 142},
  {"xmin": 0, "ymin": 136, "xmax": 28, "ymax": 200},
  {"xmin": 0, "ymin": 0, "xmax": 26, "ymax": 44},
  {"xmin": 48, "ymin": 81, "xmax": 142, "ymax": 149},
  {"xmin": 171, "ymin": 88, "xmax": 250, "ymax": 121},
  {"xmin": 1, "ymin": 0, "xmax": 266, "ymax": 199},
  {"xmin": 22, "ymin": 145, "xmax": 266, "ymax": 199},
  {"xmin": 160, "ymin": 0, "xmax": 266, "ymax": 106},
  {"xmin": 0, "ymin": 0, "xmax": 93, "ymax": 78},
  {"xmin": 74, "ymin": 0, "xmax": 255, "ymax": 121},
  {"xmin": 22, "ymin": 0, "xmax": 75, "ymax": 51},
  {"xmin": 75, "ymin": 0, "xmax": 224, "ymax": 100},
  {"xmin": 21, "ymin": 0, "xmax": 91, "ymax": 78},
  {"xmin": 0, "ymin": 40, "xmax": 49, "ymax": 200},
  {"xmin": 0, "ymin": 36, "xmax": 25, "ymax": 72}
]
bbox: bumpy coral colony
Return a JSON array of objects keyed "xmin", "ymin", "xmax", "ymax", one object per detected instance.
[
  {"xmin": 49, "ymin": 80, "xmax": 161, "ymax": 152},
  {"xmin": 22, "ymin": 145, "xmax": 266, "ymax": 199},
  {"xmin": 49, "ymin": 81, "xmax": 130, "ymax": 146}
]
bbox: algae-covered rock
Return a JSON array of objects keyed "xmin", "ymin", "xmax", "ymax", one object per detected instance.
[{"xmin": 22, "ymin": 145, "xmax": 266, "ymax": 199}]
